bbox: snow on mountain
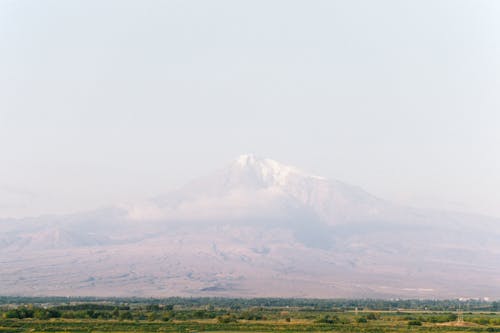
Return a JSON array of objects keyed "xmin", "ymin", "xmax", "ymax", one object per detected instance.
[
  {"xmin": 0, "ymin": 155, "xmax": 499, "ymax": 298},
  {"xmin": 128, "ymin": 154, "xmax": 393, "ymax": 226}
]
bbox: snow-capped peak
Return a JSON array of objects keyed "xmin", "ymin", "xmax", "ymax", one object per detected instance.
[
  {"xmin": 235, "ymin": 154, "xmax": 258, "ymax": 166},
  {"xmin": 231, "ymin": 154, "xmax": 325, "ymax": 187}
]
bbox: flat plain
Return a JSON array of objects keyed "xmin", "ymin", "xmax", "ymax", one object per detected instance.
[{"xmin": 1, "ymin": 298, "xmax": 499, "ymax": 333}]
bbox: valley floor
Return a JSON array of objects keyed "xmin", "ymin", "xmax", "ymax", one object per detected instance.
[{"xmin": 1, "ymin": 311, "xmax": 499, "ymax": 333}]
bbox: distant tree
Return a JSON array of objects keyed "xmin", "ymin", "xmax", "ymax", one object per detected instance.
[
  {"xmin": 119, "ymin": 311, "xmax": 133, "ymax": 321},
  {"xmin": 316, "ymin": 314, "xmax": 339, "ymax": 324},
  {"xmin": 492, "ymin": 302, "xmax": 499, "ymax": 311},
  {"xmin": 366, "ymin": 312, "xmax": 380, "ymax": 320},
  {"xmin": 217, "ymin": 314, "xmax": 238, "ymax": 323}
]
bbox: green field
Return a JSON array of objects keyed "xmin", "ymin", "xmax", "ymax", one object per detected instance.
[{"xmin": 1, "ymin": 297, "xmax": 499, "ymax": 333}]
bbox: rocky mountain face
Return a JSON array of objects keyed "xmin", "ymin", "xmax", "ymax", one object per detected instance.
[{"xmin": 1, "ymin": 155, "xmax": 499, "ymax": 298}]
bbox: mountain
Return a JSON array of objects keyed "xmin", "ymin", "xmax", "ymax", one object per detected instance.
[{"xmin": 0, "ymin": 155, "xmax": 499, "ymax": 298}]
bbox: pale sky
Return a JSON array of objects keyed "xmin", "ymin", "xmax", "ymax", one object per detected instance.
[{"xmin": 1, "ymin": 0, "xmax": 500, "ymax": 218}]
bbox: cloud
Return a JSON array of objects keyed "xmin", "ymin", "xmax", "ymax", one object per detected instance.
[{"xmin": 125, "ymin": 187, "xmax": 289, "ymax": 222}]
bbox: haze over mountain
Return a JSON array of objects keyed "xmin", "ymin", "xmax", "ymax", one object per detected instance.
[{"xmin": 1, "ymin": 155, "xmax": 499, "ymax": 299}]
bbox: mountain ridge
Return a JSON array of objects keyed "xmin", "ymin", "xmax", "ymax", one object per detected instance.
[{"xmin": 0, "ymin": 155, "xmax": 499, "ymax": 299}]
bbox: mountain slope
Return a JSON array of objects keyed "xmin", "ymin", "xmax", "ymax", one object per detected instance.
[{"xmin": 0, "ymin": 155, "xmax": 499, "ymax": 298}]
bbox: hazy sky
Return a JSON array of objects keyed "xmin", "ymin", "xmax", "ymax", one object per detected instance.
[{"xmin": 1, "ymin": 0, "xmax": 499, "ymax": 218}]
